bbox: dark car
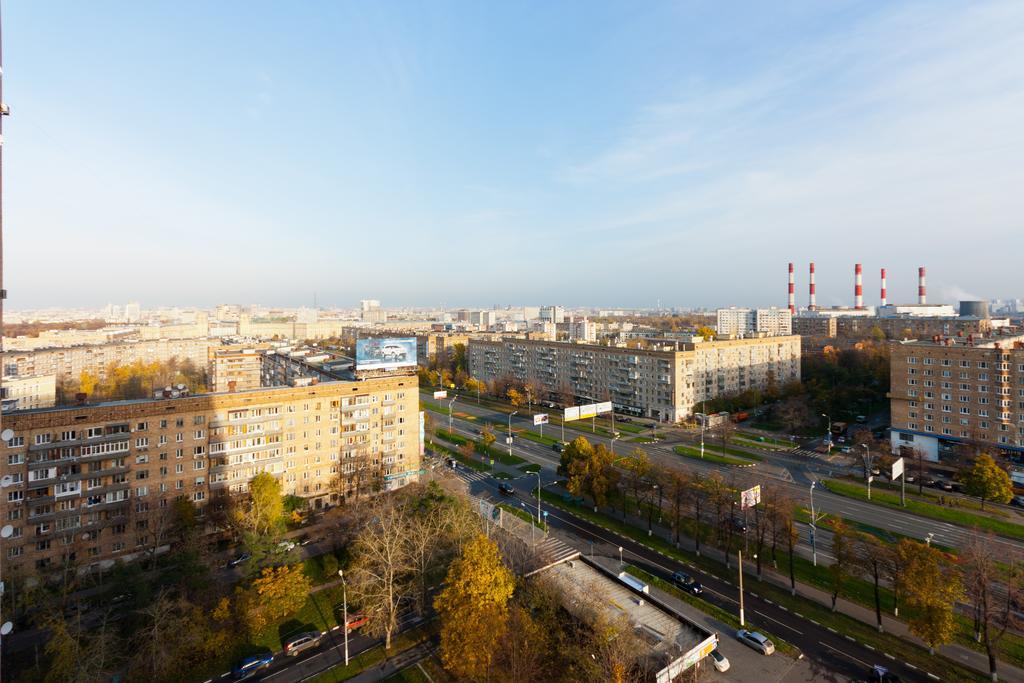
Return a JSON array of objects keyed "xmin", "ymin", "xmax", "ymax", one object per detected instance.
[
  {"xmin": 227, "ymin": 552, "xmax": 251, "ymax": 568},
  {"xmin": 498, "ymin": 482, "xmax": 515, "ymax": 496},
  {"xmin": 731, "ymin": 518, "xmax": 747, "ymax": 533},
  {"xmin": 671, "ymin": 571, "xmax": 702, "ymax": 595},
  {"xmin": 231, "ymin": 653, "xmax": 273, "ymax": 679},
  {"xmin": 552, "ymin": 443, "xmax": 564, "ymax": 453},
  {"xmin": 869, "ymin": 664, "xmax": 902, "ymax": 682}
]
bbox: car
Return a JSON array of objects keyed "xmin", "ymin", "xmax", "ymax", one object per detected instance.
[
  {"xmin": 736, "ymin": 629, "xmax": 775, "ymax": 655},
  {"xmin": 298, "ymin": 534, "xmax": 316, "ymax": 546},
  {"xmin": 278, "ymin": 540, "xmax": 297, "ymax": 552},
  {"xmin": 110, "ymin": 592, "xmax": 133, "ymax": 605},
  {"xmin": 905, "ymin": 475, "xmax": 916, "ymax": 483},
  {"xmin": 925, "ymin": 477, "xmax": 939, "ymax": 487},
  {"xmin": 1012, "ymin": 495, "xmax": 1024, "ymax": 507},
  {"xmin": 498, "ymin": 482, "xmax": 515, "ymax": 496},
  {"xmin": 731, "ymin": 518, "xmax": 747, "ymax": 533},
  {"xmin": 346, "ymin": 612, "xmax": 369, "ymax": 633},
  {"xmin": 837, "ymin": 436, "xmax": 846, "ymax": 444},
  {"xmin": 284, "ymin": 631, "xmax": 323, "ymax": 657},
  {"xmin": 870, "ymin": 467, "xmax": 881, "ymax": 476},
  {"xmin": 552, "ymin": 442, "xmax": 564, "ymax": 453},
  {"xmin": 231, "ymin": 653, "xmax": 274, "ymax": 679},
  {"xmin": 227, "ymin": 552, "xmax": 251, "ymax": 568},
  {"xmin": 869, "ymin": 664, "xmax": 903, "ymax": 682},
  {"xmin": 840, "ymin": 446, "xmax": 852, "ymax": 454},
  {"xmin": 941, "ymin": 481, "xmax": 954, "ymax": 491},
  {"xmin": 709, "ymin": 647, "xmax": 730, "ymax": 672},
  {"xmin": 856, "ymin": 415, "xmax": 867, "ymax": 424},
  {"xmin": 671, "ymin": 571, "xmax": 702, "ymax": 595},
  {"xmin": 380, "ymin": 344, "xmax": 407, "ymax": 362}
]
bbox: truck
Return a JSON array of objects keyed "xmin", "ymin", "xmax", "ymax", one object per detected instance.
[{"xmin": 830, "ymin": 421, "xmax": 848, "ymax": 437}]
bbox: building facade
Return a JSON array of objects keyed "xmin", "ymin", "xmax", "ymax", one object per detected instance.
[
  {"xmin": 889, "ymin": 333, "xmax": 1024, "ymax": 461},
  {"xmin": 1, "ymin": 374, "xmax": 57, "ymax": 412},
  {"xmin": 468, "ymin": 337, "xmax": 801, "ymax": 422},
  {"xmin": 209, "ymin": 346, "xmax": 265, "ymax": 393},
  {"xmin": 0, "ymin": 376, "xmax": 420, "ymax": 574},
  {"xmin": 716, "ymin": 308, "xmax": 792, "ymax": 337}
]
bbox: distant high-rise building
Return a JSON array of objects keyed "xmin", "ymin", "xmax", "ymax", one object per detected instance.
[
  {"xmin": 716, "ymin": 307, "xmax": 792, "ymax": 337},
  {"xmin": 541, "ymin": 305, "xmax": 566, "ymax": 324},
  {"xmin": 124, "ymin": 301, "xmax": 142, "ymax": 323},
  {"xmin": 360, "ymin": 300, "xmax": 386, "ymax": 323}
]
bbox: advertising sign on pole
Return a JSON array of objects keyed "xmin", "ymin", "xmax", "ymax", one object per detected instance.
[
  {"xmin": 595, "ymin": 401, "xmax": 613, "ymax": 415},
  {"xmin": 578, "ymin": 404, "xmax": 598, "ymax": 420},
  {"xmin": 740, "ymin": 485, "xmax": 762, "ymax": 510},
  {"xmin": 533, "ymin": 414, "xmax": 549, "ymax": 426},
  {"xmin": 433, "ymin": 390, "xmax": 447, "ymax": 399},
  {"xmin": 891, "ymin": 457, "xmax": 905, "ymax": 480},
  {"xmin": 564, "ymin": 406, "xmax": 581, "ymax": 422}
]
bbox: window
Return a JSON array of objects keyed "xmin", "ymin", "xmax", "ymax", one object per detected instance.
[
  {"xmin": 137, "ymin": 422, "xmax": 148, "ymax": 431},
  {"xmin": 6, "ymin": 436, "xmax": 23, "ymax": 448},
  {"xmin": 34, "ymin": 433, "xmax": 52, "ymax": 445},
  {"xmin": 87, "ymin": 427, "xmax": 103, "ymax": 438}
]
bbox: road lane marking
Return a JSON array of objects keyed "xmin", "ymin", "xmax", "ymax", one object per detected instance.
[
  {"xmin": 818, "ymin": 640, "xmax": 871, "ymax": 668},
  {"xmin": 753, "ymin": 610, "xmax": 803, "ymax": 635}
]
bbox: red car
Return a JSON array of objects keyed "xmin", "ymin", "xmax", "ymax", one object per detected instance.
[{"xmin": 346, "ymin": 613, "xmax": 369, "ymax": 633}]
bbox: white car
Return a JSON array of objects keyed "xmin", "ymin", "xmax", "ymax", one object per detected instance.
[
  {"xmin": 709, "ymin": 647, "xmax": 730, "ymax": 672},
  {"xmin": 380, "ymin": 344, "xmax": 407, "ymax": 362},
  {"xmin": 736, "ymin": 629, "xmax": 775, "ymax": 655},
  {"xmin": 278, "ymin": 540, "xmax": 296, "ymax": 552}
]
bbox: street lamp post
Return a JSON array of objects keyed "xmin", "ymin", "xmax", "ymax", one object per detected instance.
[
  {"xmin": 508, "ymin": 411, "xmax": 518, "ymax": 458},
  {"xmin": 700, "ymin": 399, "xmax": 706, "ymax": 459},
  {"xmin": 821, "ymin": 412, "xmax": 831, "ymax": 453},
  {"xmin": 534, "ymin": 472, "xmax": 542, "ymax": 530},
  {"xmin": 810, "ymin": 481, "xmax": 818, "ymax": 567},
  {"xmin": 448, "ymin": 395, "xmax": 458, "ymax": 437},
  {"xmin": 926, "ymin": 532, "xmax": 934, "ymax": 547},
  {"xmin": 337, "ymin": 569, "xmax": 349, "ymax": 666},
  {"xmin": 618, "ymin": 546, "xmax": 624, "ymax": 568},
  {"xmin": 521, "ymin": 502, "xmax": 535, "ymax": 545},
  {"xmin": 862, "ymin": 444, "xmax": 873, "ymax": 500},
  {"xmin": 738, "ymin": 550, "xmax": 745, "ymax": 627}
]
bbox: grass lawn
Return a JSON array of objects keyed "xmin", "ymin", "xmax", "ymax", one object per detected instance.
[
  {"xmin": 475, "ymin": 441, "xmax": 526, "ymax": 466},
  {"xmin": 823, "ymin": 479, "xmax": 1024, "ymax": 541},
  {"xmin": 737, "ymin": 431, "xmax": 795, "ymax": 448},
  {"xmin": 498, "ymin": 503, "xmax": 546, "ymax": 529},
  {"xmin": 429, "ymin": 441, "xmax": 492, "ymax": 472},
  {"xmin": 673, "ymin": 445, "xmax": 756, "ymax": 467}
]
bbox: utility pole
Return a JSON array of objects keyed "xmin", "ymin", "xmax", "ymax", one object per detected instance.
[{"xmin": 738, "ymin": 549, "xmax": 745, "ymax": 627}]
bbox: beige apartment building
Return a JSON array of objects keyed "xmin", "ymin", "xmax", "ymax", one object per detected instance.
[
  {"xmin": 468, "ymin": 337, "xmax": 801, "ymax": 422},
  {"xmin": 0, "ymin": 376, "xmax": 420, "ymax": 574},
  {"xmin": 2, "ymin": 337, "xmax": 219, "ymax": 388},
  {"xmin": 0, "ymin": 374, "xmax": 57, "ymax": 412},
  {"xmin": 889, "ymin": 333, "xmax": 1024, "ymax": 462},
  {"xmin": 209, "ymin": 345, "xmax": 268, "ymax": 393}
]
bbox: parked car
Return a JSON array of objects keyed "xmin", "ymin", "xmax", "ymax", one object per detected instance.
[
  {"xmin": 498, "ymin": 482, "xmax": 515, "ymax": 496},
  {"xmin": 736, "ymin": 629, "xmax": 775, "ymax": 655},
  {"xmin": 868, "ymin": 664, "xmax": 902, "ymax": 682},
  {"xmin": 346, "ymin": 613, "xmax": 369, "ymax": 633},
  {"xmin": 856, "ymin": 415, "xmax": 867, "ymax": 424},
  {"xmin": 284, "ymin": 631, "xmax": 323, "ymax": 657},
  {"xmin": 904, "ymin": 475, "xmax": 916, "ymax": 483},
  {"xmin": 924, "ymin": 477, "xmax": 939, "ymax": 487},
  {"xmin": 231, "ymin": 653, "xmax": 274, "ymax": 679},
  {"xmin": 671, "ymin": 571, "xmax": 702, "ymax": 595},
  {"xmin": 709, "ymin": 647, "xmax": 730, "ymax": 672},
  {"xmin": 278, "ymin": 540, "xmax": 296, "ymax": 552},
  {"xmin": 227, "ymin": 552, "xmax": 251, "ymax": 568},
  {"xmin": 941, "ymin": 480, "xmax": 954, "ymax": 491}
]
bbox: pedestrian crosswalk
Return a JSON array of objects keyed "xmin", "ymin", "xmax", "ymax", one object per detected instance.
[
  {"xmin": 790, "ymin": 446, "xmax": 825, "ymax": 459},
  {"xmin": 451, "ymin": 467, "xmax": 489, "ymax": 484}
]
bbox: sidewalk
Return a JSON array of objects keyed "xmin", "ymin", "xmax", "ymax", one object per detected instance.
[
  {"xmin": 550, "ymin": 488, "xmax": 1024, "ymax": 683},
  {"xmin": 342, "ymin": 641, "xmax": 437, "ymax": 683}
]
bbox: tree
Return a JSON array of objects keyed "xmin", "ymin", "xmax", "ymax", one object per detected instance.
[
  {"xmin": 567, "ymin": 443, "xmax": 619, "ymax": 508},
  {"xmin": 78, "ymin": 370, "xmax": 99, "ymax": 397},
  {"xmin": 695, "ymin": 325, "xmax": 716, "ymax": 341},
  {"xmin": 903, "ymin": 541, "xmax": 963, "ymax": 654},
  {"xmin": 349, "ymin": 499, "xmax": 414, "ymax": 649},
  {"xmin": 962, "ymin": 454, "xmax": 1014, "ymax": 510},
  {"xmin": 128, "ymin": 591, "xmax": 223, "ymax": 682},
  {"xmin": 623, "ymin": 448, "xmax": 651, "ymax": 516},
  {"xmin": 782, "ymin": 505, "xmax": 798, "ymax": 595},
  {"xmin": 481, "ymin": 426, "xmax": 496, "ymax": 449},
  {"xmin": 507, "ymin": 388, "xmax": 525, "ymax": 408},
  {"xmin": 245, "ymin": 472, "xmax": 284, "ymax": 536},
  {"xmin": 775, "ymin": 396, "xmax": 812, "ymax": 434},
  {"xmin": 715, "ymin": 420, "xmax": 737, "ymax": 452},
  {"xmin": 664, "ymin": 469, "xmax": 693, "ymax": 546},
  {"xmin": 435, "ymin": 534, "xmax": 516, "ymax": 680},
  {"xmin": 559, "ymin": 436, "xmax": 593, "ymax": 476},
  {"xmin": 43, "ymin": 612, "xmax": 121, "ymax": 683},
  {"xmin": 235, "ymin": 564, "xmax": 312, "ymax": 635},
  {"xmin": 962, "ymin": 533, "xmax": 1021, "ymax": 681},
  {"xmin": 851, "ymin": 532, "xmax": 890, "ymax": 632},
  {"xmin": 494, "ymin": 605, "xmax": 549, "ymax": 683},
  {"xmin": 827, "ymin": 519, "xmax": 854, "ymax": 611}
]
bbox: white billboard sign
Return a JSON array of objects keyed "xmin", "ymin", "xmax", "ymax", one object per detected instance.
[
  {"xmin": 740, "ymin": 485, "xmax": 762, "ymax": 510},
  {"xmin": 891, "ymin": 457, "xmax": 905, "ymax": 480},
  {"xmin": 533, "ymin": 413, "xmax": 549, "ymax": 426},
  {"xmin": 433, "ymin": 390, "xmax": 448, "ymax": 399},
  {"xmin": 595, "ymin": 401, "xmax": 613, "ymax": 415},
  {"xmin": 564, "ymin": 406, "xmax": 581, "ymax": 422},
  {"xmin": 578, "ymin": 404, "xmax": 597, "ymax": 419}
]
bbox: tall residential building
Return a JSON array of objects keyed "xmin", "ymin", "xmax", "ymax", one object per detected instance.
[
  {"xmin": 468, "ymin": 310, "xmax": 496, "ymax": 328},
  {"xmin": 0, "ymin": 375, "xmax": 421, "ymax": 573},
  {"xmin": 540, "ymin": 306, "xmax": 566, "ymax": 324},
  {"xmin": 1, "ymin": 374, "xmax": 57, "ymax": 412},
  {"xmin": 124, "ymin": 302, "xmax": 142, "ymax": 323},
  {"xmin": 468, "ymin": 336, "xmax": 800, "ymax": 422},
  {"xmin": 209, "ymin": 346, "xmax": 265, "ymax": 393},
  {"xmin": 716, "ymin": 307, "xmax": 792, "ymax": 337},
  {"xmin": 889, "ymin": 333, "xmax": 1024, "ymax": 462}
]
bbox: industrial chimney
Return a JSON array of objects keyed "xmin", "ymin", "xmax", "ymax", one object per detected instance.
[
  {"xmin": 918, "ymin": 266, "xmax": 927, "ymax": 305},
  {"xmin": 788, "ymin": 262, "xmax": 795, "ymax": 314},
  {"xmin": 854, "ymin": 263, "xmax": 864, "ymax": 309},
  {"xmin": 880, "ymin": 268, "xmax": 887, "ymax": 307},
  {"xmin": 808, "ymin": 262, "xmax": 816, "ymax": 310}
]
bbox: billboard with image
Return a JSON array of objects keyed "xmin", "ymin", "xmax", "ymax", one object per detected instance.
[{"xmin": 356, "ymin": 337, "xmax": 417, "ymax": 371}]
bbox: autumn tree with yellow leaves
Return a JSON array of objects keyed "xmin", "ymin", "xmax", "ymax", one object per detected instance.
[
  {"xmin": 235, "ymin": 564, "xmax": 312, "ymax": 635},
  {"xmin": 435, "ymin": 534, "xmax": 516, "ymax": 679}
]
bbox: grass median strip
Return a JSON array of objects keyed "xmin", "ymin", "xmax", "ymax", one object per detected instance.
[
  {"xmin": 673, "ymin": 445, "xmax": 756, "ymax": 467},
  {"xmin": 306, "ymin": 622, "xmax": 438, "ymax": 683},
  {"xmin": 823, "ymin": 478, "xmax": 1024, "ymax": 541}
]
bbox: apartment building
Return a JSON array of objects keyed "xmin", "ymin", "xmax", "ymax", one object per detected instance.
[
  {"xmin": 2, "ymin": 337, "xmax": 219, "ymax": 387},
  {"xmin": 1, "ymin": 374, "xmax": 57, "ymax": 412},
  {"xmin": 468, "ymin": 337, "xmax": 801, "ymax": 422},
  {"xmin": 209, "ymin": 346, "xmax": 267, "ymax": 393},
  {"xmin": 889, "ymin": 333, "xmax": 1024, "ymax": 462},
  {"xmin": 716, "ymin": 307, "xmax": 793, "ymax": 337},
  {"xmin": 0, "ymin": 376, "xmax": 420, "ymax": 573}
]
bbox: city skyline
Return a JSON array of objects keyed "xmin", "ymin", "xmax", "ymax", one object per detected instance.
[{"xmin": 4, "ymin": 1, "xmax": 1023, "ymax": 309}]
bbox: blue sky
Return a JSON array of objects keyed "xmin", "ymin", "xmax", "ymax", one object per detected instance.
[{"xmin": 4, "ymin": 1, "xmax": 1023, "ymax": 309}]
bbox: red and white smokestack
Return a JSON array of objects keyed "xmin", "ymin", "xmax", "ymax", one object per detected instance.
[
  {"xmin": 808, "ymin": 262, "xmax": 816, "ymax": 310},
  {"xmin": 880, "ymin": 268, "xmax": 887, "ymax": 307},
  {"xmin": 918, "ymin": 266, "xmax": 927, "ymax": 305},
  {"xmin": 854, "ymin": 263, "xmax": 864, "ymax": 309},
  {"xmin": 788, "ymin": 262, "xmax": 795, "ymax": 314}
]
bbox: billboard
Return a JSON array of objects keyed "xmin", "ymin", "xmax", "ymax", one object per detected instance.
[
  {"xmin": 564, "ymin": 406, "xmax": 581, "ymax": 421},
  {"xmin": 891, "ymin": 457, "xmax": 905, "ymax": 480},
  {"xmin": 533, "ymin": 413, "xmax": 549, "ymax": 426},
  {"xmin": 433, "ymin": 390, "xmax": 448, "ymax": 399},
  {"xmin": 740, "ymin": 485, "xmax": 761, "ymax": 510},
  {"xmin": 595, "ymin": 401, "xmax": 613, "ymax": 415},
  {"xmin": 355, "ymin": 337, "xmax": 416, "ymax": 371}
]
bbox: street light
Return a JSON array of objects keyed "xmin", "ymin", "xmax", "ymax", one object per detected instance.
[
  {"xmin": 534, "ymin": 472, "xmax": 542, "ymax": 530},
  {"xmin": 618, "ymin": 546, "xmax": 624, "ymax": 568},
  {"xmin": 508, "ymin": 411, "xmax": 518, "ymax": 458},
  {"xmin": 862, "ymin": 443, "xmax": 873, "ymax": 500},
  {"xmin": 448, "ymin": 395, "xmax": 458, "ymax": 437},
  {"xmin": 700, "ymin": 399, "xmax": 706, "ymax": 459},
  {"xmin": 337, "ymin": 569, "xmax": 349, "ymax": 666},
  {"xmin": 809, "ymin": 481, "xmax": 818, "ymax": 567},
  {"xmin": 925, "ymin": 532, "xmax": 935, "ymax": 547},
  {"xmin": 821, "ymin": 413, "xmax": 831, "ymax": 453}
]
